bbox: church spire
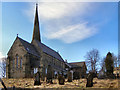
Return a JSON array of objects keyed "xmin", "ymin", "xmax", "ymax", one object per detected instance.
[{"xmin": 32, "ymin": 3, "xmax": 41, "ymax": 42}]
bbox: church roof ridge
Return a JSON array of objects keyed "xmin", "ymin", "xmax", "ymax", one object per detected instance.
[
  {"xmin": 69, "ymin": 61, "xmax": 85, "ymax": 64},
  {"xmin": 17, "ymin": 36, "xmax": 30, "ymax": 44},
  {"xmin": 41, "ymin": 42, "xmax": 57, "ymax": 53}
]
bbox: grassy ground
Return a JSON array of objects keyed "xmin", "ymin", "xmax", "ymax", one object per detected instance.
[{"xmin": 0, "ymin": 78, "xmax": 119, "ymax": 89}]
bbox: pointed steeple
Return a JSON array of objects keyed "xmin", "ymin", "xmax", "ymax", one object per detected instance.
[{"xmin": 32, "ymin": 3, "xmax": 41, "ymax": 42}]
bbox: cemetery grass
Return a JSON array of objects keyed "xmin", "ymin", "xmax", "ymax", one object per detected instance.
[{"xmin": 0, "ymin": 78, "xmax": 119, "ymax": 89}]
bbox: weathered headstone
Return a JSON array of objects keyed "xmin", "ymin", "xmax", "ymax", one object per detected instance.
[
  {"xmin": 54, "ymin": 71, "xmax": 58, "ymax": 80},
  {"xmin": 34, "ymin": 72, "xmax": 41, "ymax": 85},
  {"xmin": 67, "ymin": 70, "xmax": 73, "ymax": 82},
  {"xmin": 117, "ymin": 73, "xmax": 119, "ymax": 79},
  {"xmin": 58, "ymin": 73, "xmax": 65, "ymax": 85},
  {"xmin": 73, "ymin": 71, "xmax": 80, "ymax": 80},
  {"xmin": 46, "ymin": 65, "xmax": 53, "ymax": 84},
  {"xmin": 86, "ymin": 73, "xmax": 93, "ymax": 87}
]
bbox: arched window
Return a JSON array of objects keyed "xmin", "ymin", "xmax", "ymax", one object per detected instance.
[
  {"xmin": 20, "ymin": 58, "xmax": 22, "ymax": 68},
  {"xmin": 45, "ymin": 68, "xmax": 47, "ymax": 74},
  {"xmin": 34, "ymin": 68, "xmax": 38, "ymax": 74},
  {"xmin": 16, "ymin": 55, "xmax": 18, "ymax": 68}
]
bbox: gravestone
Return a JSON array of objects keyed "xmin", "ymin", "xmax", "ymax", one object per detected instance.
[
  {"xmin": 46, "ymin": 65, "xmax": 53, "ymax": 84},
  {"xmin": 86, "ymin": 72, "xmax": 93, "ymax": 87},
  {"xmin": 67, "ymin": 70, "xmax": 73, "ymax": 82},
  {"xmin": 55, "ymin": 73, "xmax": 58, "ymax": 79},
  {"xmin": 117, "ymin": 73, "xmax": 119, "ymax": 79},
  {"xmin": 34, "ymin": 72, "xmax": 41, "ymax": 85},
  {"xmin": 58, "ymin": 73, "xmax": 65, "ymax": 85},
  {"xmin": 73, "ymin": 71, "xmax": 80, "ymax": 80}
]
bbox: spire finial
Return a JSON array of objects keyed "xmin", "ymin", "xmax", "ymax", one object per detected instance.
[
  {"xmin": 36, "ymin": 3, "xmax": 38, "ymax": 10},
  {"xmin": 36, "ymin": 3, "xmax": 38, "ymax": 6}
]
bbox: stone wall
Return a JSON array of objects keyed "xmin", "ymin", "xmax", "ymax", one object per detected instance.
[
  {"xmin": 7, "ymin": 38, "xmax": 27, "ymax": 78},
  {"xmin": 7, "ymin": 38, "xmax": 65, "ymax": 79},
  {"xmin": 41, "ymin": 52, "xmax": 65, "ymax": 80},
  {"xmin": 72, "ymin": 67, "xmax": 86, "ymax": 79}
]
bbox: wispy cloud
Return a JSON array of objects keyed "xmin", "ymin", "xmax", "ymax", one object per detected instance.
[
  {"xmin": 24, "ymin": 2, "xmax": 98, "ymax": 43},
  {"xmin": 46, "ymin": 22, "xmax": 98, "ymax": 43},
  {"xmin": 0, "ymin": 52, "xmax": 5, "ymax": 63},
  {"xmin": 0, "ymin": 52, "xmax": 4, "ymax": 58},
  {"xmin": 38, "ymin": 3, "xmax": 90, "ymax": 19},
  {"xmin": 24, "ymin": 2, "xmax": 91, "ymax": 20}
]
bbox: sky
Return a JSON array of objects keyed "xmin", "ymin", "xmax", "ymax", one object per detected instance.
[{"xmin": 0, "ymin": 2, "xmax": 118, "ymax": 64}]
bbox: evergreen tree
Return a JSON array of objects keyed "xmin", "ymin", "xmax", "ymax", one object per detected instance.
[{"xmin": 104, "ymin": 52, "xmax": 114, "ymax": 76}]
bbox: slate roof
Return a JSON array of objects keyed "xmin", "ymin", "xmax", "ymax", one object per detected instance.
[
  {"xmin": 35, "ymin": 39, "xmax": 64, "ymax": 62},
  {"xmin": 65, "ymin": 62, "xmax": 72, "ymax": 68},
  {"xmin": 69, "ymin": 62, "xmax": 86, "ymax": 68},
  {"xmin": 18, "ymin": 37, "xmax": 64, "ymax": 62},
  {"xmin": 18, "ymin": 37, "xmax": 40, "ymax": 57},
  {"xmin": 41, "ymin": 43, "xmax": 64, "ymax": 62}
]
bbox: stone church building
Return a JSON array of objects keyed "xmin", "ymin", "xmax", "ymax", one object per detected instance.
[{"xmin": 6, "ymin": 4, "xmax": 65, "ymax": 79}]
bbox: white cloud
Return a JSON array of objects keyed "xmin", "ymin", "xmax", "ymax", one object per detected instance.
[
  {"xmin": 25, "ymin": 2, "xmax": 98, "ymax": 43},
  {"xmin": 0, "ymin": 52, "xmax": 4, "ymax": 58},
  {"xmin": 38, "ymin": 3, "xmax": 90, "ymax": 19},
  {"xmin": 0, "ymin": 52, "xmax": 5, "ymax": 63},
  {"xmin": 24, "ymin": 2, "xmax": 91, "ymax": 21},
  {"xmin": 46, "ymin": 22, "xmax": 98, "ymax": 43}
]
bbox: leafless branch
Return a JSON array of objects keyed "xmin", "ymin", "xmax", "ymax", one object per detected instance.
[{"xmin": 85, "ymin": 49, "xmax": 100, "ymax": 72}]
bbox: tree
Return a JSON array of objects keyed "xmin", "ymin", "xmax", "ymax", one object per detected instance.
[
  {"xmin": 0, "ymin": 57, "xmax": 7, "ymax": 77},
  {"xmin": 85, "ymin": 49, "xmax": 100, "ymax": 73},
  {"xmin": 100, "ymin": 57, "xmax": 106, "ymax": 72},
  {"xmin": 101, "ymin": 53, "xmax": 118, "ymax": 71},
  {"xmin": 118, "ymin": 53, "xmax": 120, "ymax": 66},
  {"xmin": 112, "ymin": 53, "xmax": 118, "ymax": 68},
  {"xmin": 104, "ymin": 52, "xmax": 114, "ymax": 76}
]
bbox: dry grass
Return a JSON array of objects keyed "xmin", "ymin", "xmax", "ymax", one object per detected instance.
[{"xmin": 0, "ymin": 78, "xmax": 119, "ymax": 89}]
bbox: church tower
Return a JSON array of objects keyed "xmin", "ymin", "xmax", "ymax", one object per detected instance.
[{"xmin": 32, "ymin": 3, "xmax": 41, "ymax": 42}]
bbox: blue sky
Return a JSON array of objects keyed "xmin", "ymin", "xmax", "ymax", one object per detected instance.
[{"xmin": 1, "ymin": 2, "xmax": 118, "ymax": 63}]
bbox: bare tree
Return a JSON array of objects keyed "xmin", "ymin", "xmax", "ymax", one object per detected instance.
[
  {"xmin": 100, "ymin": 57, "xmax": 106, "ymax": 72},
  {"xmin": 112, "ymin": 53, "xmax": 118, "ymax": 68},
  {"xmin": 85, "ymin": 49, "xmax": 100, "ymax": 72},
  {"xmin": 118, "ymin": 53, "xmax": 120, "ymax": 66},
  {"xmin": 0, "ymin": 57, "xmax": 7, "ymax": 77}
]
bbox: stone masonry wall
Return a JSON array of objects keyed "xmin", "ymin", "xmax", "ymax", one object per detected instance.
[{"xmin": 7, "ymin": 38, "xmax": 27, "ymax": 78}]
